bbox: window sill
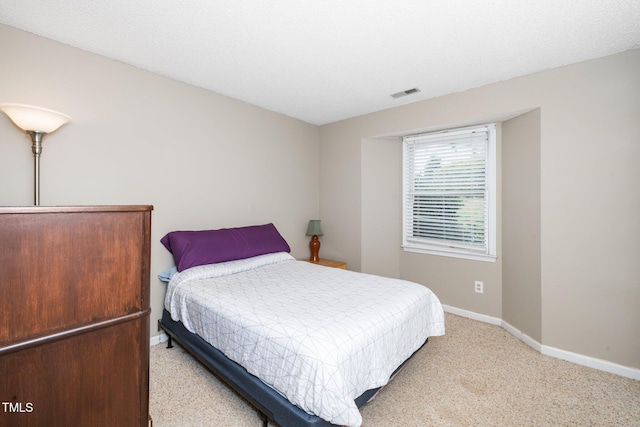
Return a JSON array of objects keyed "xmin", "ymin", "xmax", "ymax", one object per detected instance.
[{"xmin": 402, "ymin": 245, "xmax": 497, "ymax": 263}]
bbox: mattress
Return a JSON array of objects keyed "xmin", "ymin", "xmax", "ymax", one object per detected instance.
[
  {"xmin": 160, "ymin": 309, "xmax": 422, "ymax": 427},
  {"xmin": 165, "ymin": 252, "xmax": 445, "ymax": 427}
]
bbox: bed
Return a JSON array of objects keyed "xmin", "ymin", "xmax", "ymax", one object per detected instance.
[{"xmin": 158, "ymin": 223, "xmax": 445, "ymax": 427}]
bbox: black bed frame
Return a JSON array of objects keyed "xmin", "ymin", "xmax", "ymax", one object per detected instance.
[{"xmin": 159, "ymin": 309, "xmax": 426, "ymax": 427}]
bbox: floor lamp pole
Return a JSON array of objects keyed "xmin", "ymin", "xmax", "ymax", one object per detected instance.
[{"xmin": 28, "ymin": 131, "xmax": 45, "ymax": 206}]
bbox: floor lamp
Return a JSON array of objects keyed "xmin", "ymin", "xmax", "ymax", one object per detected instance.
[{"xmin": 0, "ymin": 103, "xmax": 71, "ymax": 206}]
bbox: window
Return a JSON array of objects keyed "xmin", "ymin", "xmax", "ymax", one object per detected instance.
[{"xmin": 402, "ymin": 124, "xmax": 496, "ymax": 262}]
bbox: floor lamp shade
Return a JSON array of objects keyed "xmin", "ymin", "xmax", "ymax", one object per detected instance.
[
  {"xmin": 0, "ymin": 103, "xmax": 71, "ymax": 133},
  {"xmin": 0, "ymin": 103, "xmax": 71, "ymax": 205}
]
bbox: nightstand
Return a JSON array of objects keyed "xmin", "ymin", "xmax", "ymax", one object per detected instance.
[{"xmin": 304, "ymin": 258, "xmax": 347, "ymax": 269}]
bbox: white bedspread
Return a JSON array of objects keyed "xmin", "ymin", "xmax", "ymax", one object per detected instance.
[{"xmin": 165, "ymin": 252, "xmax": 444, "ymax": 427}]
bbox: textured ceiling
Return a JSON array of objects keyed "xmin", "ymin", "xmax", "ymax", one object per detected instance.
[{"xmin": 1, "ymin": 0, "xmax": 639, "ymax": 125}]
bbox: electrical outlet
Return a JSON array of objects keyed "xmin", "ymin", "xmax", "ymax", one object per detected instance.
[{"xmin": 475, "ymin": 281, "xmax": 484, "ymax": 294}]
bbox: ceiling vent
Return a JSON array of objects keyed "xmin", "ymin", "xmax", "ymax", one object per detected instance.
[{"xmin": 391, "ymin": 88, "xmax": 421, "ymax": 99}]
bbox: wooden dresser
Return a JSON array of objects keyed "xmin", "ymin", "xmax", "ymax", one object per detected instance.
[{"xmin": 0, "ymin": 205, "xmax": 152, "ymax": 427}]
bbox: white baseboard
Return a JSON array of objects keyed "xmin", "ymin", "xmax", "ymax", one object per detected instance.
[
  {"xmin": 541, "ymin": 345, "xmax": 640, "ymax": 380},
  {"xmin": 442, "ymin": 304, "xmax": 640, "ymax": 381},
  {"xmin": 442, "ymin": 304, "xmax": 502, "ymax": 326},
  {"xmin": 150, "ymin": 332, "xmax": 169, "ymax": 347},
  {"xmin": 501, "ymin": 319, "xmax": 542, "ymax": 353}
]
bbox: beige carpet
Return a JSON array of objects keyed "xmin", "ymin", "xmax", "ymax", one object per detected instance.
[{"xmin": 149, "ymin": 313, "xmax": 640, "ymax": 426}]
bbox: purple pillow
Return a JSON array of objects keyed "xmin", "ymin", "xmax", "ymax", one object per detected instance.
[{"xmin": 160, "ymin": 223, "xmax": 290, "ymax": 272}]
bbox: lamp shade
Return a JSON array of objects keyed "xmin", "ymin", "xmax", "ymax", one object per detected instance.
[
  {"xmin": 305, "ymin": 220, "xmax": 323, "ymax": 236},
  {"xmin": 0, "ymin": 103, "xmax": 71, "ymax": 133}
]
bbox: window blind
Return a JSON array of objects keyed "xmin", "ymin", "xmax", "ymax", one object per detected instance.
[{"xmin": 403, "ymin": 124, "xmax": 494, "ymax": 256}]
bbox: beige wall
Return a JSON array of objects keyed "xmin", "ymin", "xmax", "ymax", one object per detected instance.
[
  {"xmin": 0, "ymin": 24, "xmax": 320, "ymax": 340},
  {"xmin": 2, "ymin": 23, "xmax": 638, "ymax": 370},
  {"xmin": 320, "ymin": 49, "xmax": 640, "ymax": 369},
  {"xmin": 502, "ymin": 109, "xmax": 542, "ymax": 342},
  {"xmin": 360, "ymin": 136, "xmax": 402, "ymax": 278}
]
